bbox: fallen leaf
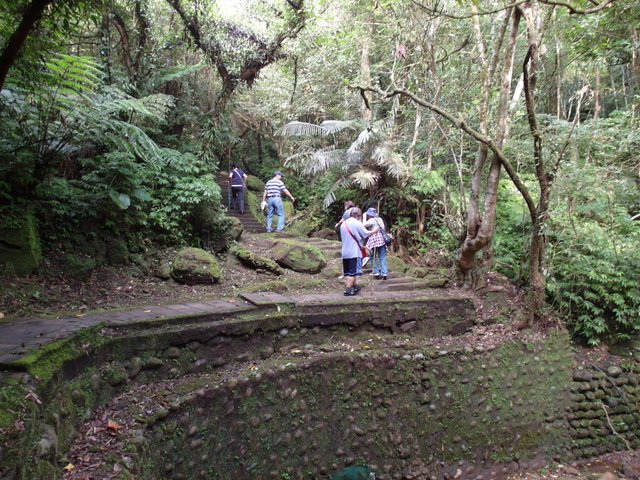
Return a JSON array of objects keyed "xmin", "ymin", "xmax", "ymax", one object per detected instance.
[
  {"xmin": 63, "ymin": 463, "xmax": 74, "ymax": 472},
  {"xmin": 106, "ymin": 419, "xmax": 121, "ymax": 431}
]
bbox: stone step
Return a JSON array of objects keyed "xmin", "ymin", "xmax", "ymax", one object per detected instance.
[{"xmin": 375, "ymin": 280, "xmax": 440, "ymax": 292}]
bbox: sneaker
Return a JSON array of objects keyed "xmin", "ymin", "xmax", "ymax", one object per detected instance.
[
  {"xmin": 362, "ymin": 256, "xmax": 370, "ymax": 267},
  {"xmin": 373, "ymin": 274, "xmax": 380, "ymax": 279},
  {"xmin": 382, "ymin": 275, "xmax": 387, "ymax": 280},
  {"xmin": 343, "ymin": 288, "xmax": 357, "ymax": 296},
  {"xmin": 353, "ymin": 285, "xmax": 361, "ymax": 293}
]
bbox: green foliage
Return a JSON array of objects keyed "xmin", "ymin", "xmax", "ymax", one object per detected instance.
[
  {"xmin": 408, "ymin": 167, "xmax": 445, "ymax": 198},
  {"xmin": 546, "ymin": 163, "xmax": 640, "ymax": 345},
  {"xmin": 493, "ymin": 179, "xmax": 531, "ymax": 284},
  {"xmin": 146, "ymin": 152, "xmax": 221, "ymax": 244}
]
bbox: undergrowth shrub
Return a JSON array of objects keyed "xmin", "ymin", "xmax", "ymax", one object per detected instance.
[
  {"xmin": 546, "ymin": 222, "xmax": 640, "ymax": 345},
  {"xmin": 546, "ymin": 164, "xmax": 640, "ymax": 345}
]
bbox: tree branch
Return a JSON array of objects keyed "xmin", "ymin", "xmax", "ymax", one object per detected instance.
[
  {"xmin": 0, "ymin": 0, "xmax": 54, "ymax": 91},
  {"xmin": 358, "ymin": 85, "xmax": 539, "ymax": 225},
  {"xmin": 538, "ymin": 0, "xmax": 617, "ymax": 14}
]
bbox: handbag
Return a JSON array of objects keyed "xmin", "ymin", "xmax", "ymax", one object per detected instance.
[{"xmin": 376, "ymin": 218, "xmax": 393, "ymax": 246}]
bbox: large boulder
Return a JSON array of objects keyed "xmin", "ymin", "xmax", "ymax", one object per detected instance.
[
  {"xmin": 0, "ymin": 210, "xmax": 42, "ymax": 275},
  {"xmin": 271, "ymin": 239, "xmax": 326, "ymax": 274},
  {"xmin": 171, "ymin": 247, "xmax": 221, "ymax": 285},
  {"xmin": 231, "ymin": 246, "xmax": 284, "ymax": 276}
]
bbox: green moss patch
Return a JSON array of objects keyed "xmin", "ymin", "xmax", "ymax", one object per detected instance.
[{"xmin": 231, "ymin": 246, "xmax": 284, "ymax": 275}]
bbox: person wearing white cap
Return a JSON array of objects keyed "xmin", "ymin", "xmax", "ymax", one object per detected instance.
[
  {"xmin": 364, "ymin": 207, "xmax": 388, "ymax": 280},
  {"xmin": 261, "ymin": 171, "xmax": 295, "ymax": 232}
]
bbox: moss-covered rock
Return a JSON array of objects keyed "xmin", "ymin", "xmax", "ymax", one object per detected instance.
[
  {"xmin": 226, "ymin": 216, "xmax": 244, "ymax": 241},
  {"xmin": 231, "ymin": 246, "xmax": 284, "ymax": 275},
  {"xmin": 106, "ymin": 238, "xmax": 130, "ymax": 265},
  {"xmin": 171, "ymin": 247, "xmax": 221, "ymax": 285},
  {"xmin": 245, "ymin": 175, "xmax": 264, "ymax": 192},
  {"xmin": 0, "ymin": 210, "xmax": 42, "ymax": 275},
  {"xmin": 310, "ymin": 227, "xmax": 339, "ymax": 240},
  {"xmin": 270, "ymin": 239, "xmax": 326, "ymax": 274},
  {"xmin": 386, "ymin": 254, "xmax": 408, "ymax": 274},
  {"xmin": 206, "ymin": 216, "xmax": 242, "ymax": 253},
  {"xmin": 407, "ymin": 267, "xmax": 451, "ymax": 287}
]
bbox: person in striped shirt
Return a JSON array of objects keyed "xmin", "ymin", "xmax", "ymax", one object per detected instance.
[{"xmin": 261, "ymin": 171, "xmax": 295, "ymax": 232}]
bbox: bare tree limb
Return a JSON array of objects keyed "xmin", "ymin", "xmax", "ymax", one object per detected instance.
[
  {"xmin": 357, "ymin": 85, "xmax": 539, "ymax": 225},
  {"xmin": 538, "ymin": 0, "xmax": 617, "ymax": 14},
  {"xmin": 410, "ymin": 0, "xmax": 616, "ymax": 19}
]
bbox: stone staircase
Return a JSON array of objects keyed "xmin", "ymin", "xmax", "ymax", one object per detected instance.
[
  {"xmin": 214, "ymin": 176, "xmax": 449, "ymax": 293},
  {"xmin": 216, "ymin": 172, "xmax": 265, "ymax": 233},
  {"xmin": 304, "ymin": 237, "xmax": 447, "ymax": 294}
]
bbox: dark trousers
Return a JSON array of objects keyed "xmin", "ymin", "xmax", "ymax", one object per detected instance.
[{"xmin": 231, "ymin": 187, "xmax": 245, "ymax": 213}]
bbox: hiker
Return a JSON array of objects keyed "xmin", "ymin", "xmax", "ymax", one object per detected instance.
[
  {"xmin": 334, "ymin": 200, "xmax": 356, "ymax": 232},
  {"xmin": 228, "ymin": 163, "xmax": 248, "ymax": 214},
  {"xmin": 261, "ymin": 170, "xmax": 295, "ymax": 233},
  {"xmin": 336, "ymin": 201, "xmax": 369, "ymax": 279},
  {"xmin": 364, "ymin": 207, "xmax": 388, "ymax": 280},
  {"xmin": 340, "ymin": 207, "xmax": 377, "ymax": 296}
]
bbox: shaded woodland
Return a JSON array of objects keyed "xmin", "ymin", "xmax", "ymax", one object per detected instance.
[{"xmin": 1, "ymin": 0, "xmax": 639, "ymax": 345}]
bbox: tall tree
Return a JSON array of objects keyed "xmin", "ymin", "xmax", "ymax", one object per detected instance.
[
  {"xmin": 166, "ymin": 0, "xmax": 306, "ymax": 123},
  {"xmin": 0, "ymin": 0, "xmax": 54, "ymax": 90},
  {"xmin": 0, "ymin": 0, "xmax": 101, "ymax": 91}
]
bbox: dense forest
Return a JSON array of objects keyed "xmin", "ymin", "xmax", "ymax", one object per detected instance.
[{"xmin": 0, "ymin": 0, "xmax": 638, "ymax": 345}]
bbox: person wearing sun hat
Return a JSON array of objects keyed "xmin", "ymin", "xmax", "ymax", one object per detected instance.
[
  {"xmin": 364, "ymin": 207, "xmax": 389, "ymax": 280},
  {"xmin": 261, "ymin": 170, "xmax": 295, "ymax": 232}
]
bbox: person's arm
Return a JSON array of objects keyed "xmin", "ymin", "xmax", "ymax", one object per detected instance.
[
  {"xmin": 262, "ymin": 189, "xmax": 267, "ymax": 202},
  {"xmin": 282, "ymin": 188, "xmax": 295, "ymax": 202},
  {"xmin": 359, "ymin": 222, "xmax": 378, "ymax": 238}
]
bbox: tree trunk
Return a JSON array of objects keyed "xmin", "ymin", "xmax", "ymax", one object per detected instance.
[
  {"xmin": 360, "ymin": 13, "xmax": 374, "ymax": 125},
  {"xmin": 458, "ymin": 7, "xmax": 520, "ymax": 287},
  {"xmin": 0, "ymin": 0, "xmax": 54, "ymax": 91},
  {"xmin": 594, "ymin": 68, "xmax": 601, "ymax": 119}
]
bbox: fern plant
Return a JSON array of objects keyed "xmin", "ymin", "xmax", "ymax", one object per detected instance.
[{"xmin": 546, "ymin": 163, "xmax": 640, "ymax": 345}]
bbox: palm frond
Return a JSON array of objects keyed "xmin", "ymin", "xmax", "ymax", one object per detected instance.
[
  {"xmin": 350, "ymin": 168, "xmax": 380, "ymax": 190},
  {"xmin": 306, "ymin": 147, "xmax": 348, "ymax": 175},
  {"xmin": 145, "ymin": 63, "xmax": 206, "ymax": 89},
  {"xmin": 319, "ymin": 120, "xmax": 357, "ymax": 135},
  {"xmin": 384, "ymin": 152, "xmax": 409, "ymax": 181},
  {"xmin": 323, "ymin": 176, "xmax": 355, "ymax": 208},
  {"xmin": 347, "ymin": 128, "xmax": 374, "ymax": 154},
  {"xmin": 279, "ymin": 121, "xmax": 328, "ymax": 137},
  {"xmin": 139, "ymin": 94, "xmax": 175, "ymax": 119}
]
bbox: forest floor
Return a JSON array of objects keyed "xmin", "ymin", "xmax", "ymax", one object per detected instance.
[
  {"xmin": 0, "ymin": 233, "xmax": 342, "ymax": 320},
  {"xmin": 2, "ymin": 233, "xmax": 640, "ymax": 479}
]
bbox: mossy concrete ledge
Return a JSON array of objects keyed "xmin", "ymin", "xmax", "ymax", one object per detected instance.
[
  {"xmin": 7, "ymin": 295, "xmax": 640, "ymax": 480},
  {"xmin": 65, "ymin": 330, "xmax": 576, "ymax": 480}
]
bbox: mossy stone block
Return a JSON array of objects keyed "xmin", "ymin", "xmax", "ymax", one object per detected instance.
[
  {"xmin": 171, "ymin": 247, "xmax": 221, "ymax": 285},
  {"xmin": 271, "ymin": 239, "xmax": 326, "ymax": 274},
  {"xmin": 0, "ymin": 210, "xmax": 42, "ymax": 275}
]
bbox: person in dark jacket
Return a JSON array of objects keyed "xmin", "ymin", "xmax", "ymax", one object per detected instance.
[{"xmin": 229, "ymin": 163, "xmax": 248, "ymax": 214}]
